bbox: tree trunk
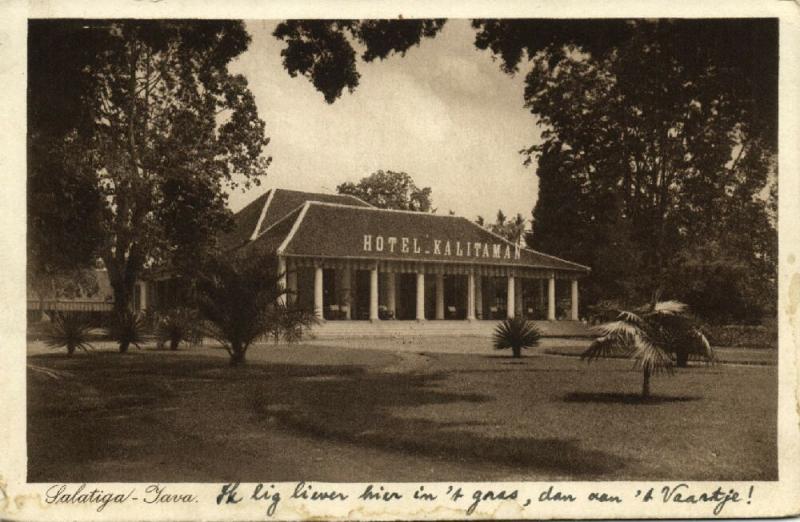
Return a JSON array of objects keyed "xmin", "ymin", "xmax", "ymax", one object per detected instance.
[
  {"xmin": 676, "ymin": 350, "xmax": 689, "ymax": 368},
  {"xmin": 108, "ymin": 264, "xmax": 136, "ymax": 354},
  {"xmin": 67, "ymin": 344, "xmax": 76, "ymax": 356},
  {"xmin": 642, "ymin": 367, "xmax": 651, "ymax": 399},
  {"xmin": 170, "ymin": 338, "xmax": 179, "ymax": 350},
  {"xmin": 229, "ymin": 344, "xmax": 246, "ymax": 366},
  {"xmin": 512, "ymin": 346, "xmax": 521, "ymax": 358}
]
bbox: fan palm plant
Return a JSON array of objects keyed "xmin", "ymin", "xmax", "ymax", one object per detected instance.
[
  {"xmin": 582, "ymin": 300, "xmax": 714, "ymax": 398},
  {"xmin": 42, "ymin": 312, "xmax": 94, "ymax": 355},
  {"xmin": 196, "ymin": 252, "xmax": 286, "ymax": 365},
  {"xmin": 155, "ymin": 307, "xmax": 199, "ymax": 350},
  {"xmin": 108, "ymin": 310, "xmax": 149, "ymax": 353},
  {"xmin": 493, "ymin": 316, "xmax": 541, "ymax": 358}
]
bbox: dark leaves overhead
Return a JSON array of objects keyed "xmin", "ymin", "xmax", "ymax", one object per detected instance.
[
  {"xmin": 273, "ymin": 19, "xmax": 446, "ymax": 103},
  {"xmin": 471, "ymin": 18, "xmax": 777, "ymax": 145},
  {"xmin": 272, "ymin": 18, "xmax": 777, "ymax": 146},
  {"xmin": 471, "ymin": 19, "xmax": 633, "ymax": 73},
  {"xmin": 354, "ymin": 19, "xmax": 447, "ymax": 61},
  {"xmin": 274, "ymin": 20, "xmax": 361, "ymax": 104}
]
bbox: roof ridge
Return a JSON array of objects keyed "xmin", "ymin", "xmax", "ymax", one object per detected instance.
[
  {"xmin": 277, "ymin": 201, "xmax": 312, "ymax": 254},
  {"xmin": 339, "ymin": 193, "xmax": 376, "ymax": 208},
  {"xmin": 305, "ymin": 200, "xmax": 464, "ymax": 217},
  {"xmin": 250, "ymin": 188, "xmax": 275, "ymax": 241},
  {"xmin": 252, "ymin": 201, "xmax": 307, "ymax": 241}
]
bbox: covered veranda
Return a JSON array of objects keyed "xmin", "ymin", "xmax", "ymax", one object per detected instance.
[{"xmin": 278, "ymin": 257, "xmax": 581, "ymax": 322}]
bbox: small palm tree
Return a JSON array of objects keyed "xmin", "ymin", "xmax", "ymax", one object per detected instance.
[
  {"xmin": 265, "ymin": 303, "xmax": 319, "ymax": 344},
  {"xmin": 155, "ymin": 307, "xmax": 198, "ymax": 350},
  {"xmin": 196, "ymin": 252, "xmax": 287, "ymax": 366},
  {"xmin": 493, "ymin": 317, "xmax": 541, "ymax": 358},
  {"xmin": 108, "ymin": 310, "xmax": 149, "ymax": 353},
  {"xmin": 42, "ymin": 312, "xmax": 94, "ymax": 355},
  {"xmin": 582, "ymin": 300, "xmax": 714, "ymax": 398}
]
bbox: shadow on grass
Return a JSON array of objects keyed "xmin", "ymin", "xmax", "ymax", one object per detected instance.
[
  {"xmin": 28, "ymin": 351, "xmax": 627, "ymax": 480},
  {"xmin": 254, "ymin": 368, "xmax": 626, "ymax": 478},
  {"xmin": 563, "ymin": 392, "xmax": 701, "ymax": 404}
]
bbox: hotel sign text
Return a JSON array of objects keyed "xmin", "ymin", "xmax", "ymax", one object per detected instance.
[{"xmin": 362, "ymin": 235, "xmax": 521, "ymax": 260}]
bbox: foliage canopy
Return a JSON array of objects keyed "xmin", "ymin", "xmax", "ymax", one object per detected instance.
[
  {"xmin": 28, "ymin": 20, "xmax": 271, "ymax": 316},
  {"xmin": 337, "ymin": 170, "xmax": 433, "ymax": 212}
]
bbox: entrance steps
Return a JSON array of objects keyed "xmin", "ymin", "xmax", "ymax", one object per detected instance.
[{"xmin": 311, "ymin": 319, "xmax": 594, "ymax": 339}]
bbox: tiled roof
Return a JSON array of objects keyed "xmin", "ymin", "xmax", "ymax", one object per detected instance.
[
  {"xmin": 255, "ymin": 189, "xmax": 371, "ymax": 237},
  {"xmin": 220, "ymin": 191, "xmax": 270, "ymax": 251},
  {"xmin": 242, "ymin": 200, "xmax": 589, "ymax": 273},
  {"xmin": 222, "ymin": 188, "xmax": 372, "ymax": 250}
]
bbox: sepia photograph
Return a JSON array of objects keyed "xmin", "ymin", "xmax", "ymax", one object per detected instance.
[{"xmin": 3, "ymin": 1, "xmax": 799, "ymax": 519}]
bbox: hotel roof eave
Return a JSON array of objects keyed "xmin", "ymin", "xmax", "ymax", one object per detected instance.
[
  {"xmin": 269, "ymin": 200, "xmax": 589, "ymax": 275},
  {"xmin": 278, "ymin": 251, "xmax": 585, "ymax": 275}
]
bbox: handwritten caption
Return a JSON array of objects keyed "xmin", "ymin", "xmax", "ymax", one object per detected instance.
[
  {"xmin": 42, "ymin": 482, "xmax": 755, "ymax": 517},
  {"xmin": 214, "ymin": 481, "xmax": 755, "ymax": 517}
]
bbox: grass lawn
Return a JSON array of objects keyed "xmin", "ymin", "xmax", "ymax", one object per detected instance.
[{"xmin": 27, "ymin": 341, "xmax": 777, "ymax": 482}]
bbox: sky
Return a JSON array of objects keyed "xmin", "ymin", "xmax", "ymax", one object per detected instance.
[{"xmin": 227, "ymin": 19, "xmax": 542, "ymax": 222}]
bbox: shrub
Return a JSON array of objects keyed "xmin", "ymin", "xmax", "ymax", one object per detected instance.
[
  {"xmin": 701, "ymin": 323, "xmax": 776, "ymax": 349},
  {"xmin": 42, "ymin": 312, "xmax": 94, "ymax": 355},
  {"xmin": 493, "ymin": 317, "xmax": 541, "ymax": 358},
  {"xmin": 266, "ymin": 304, "xmax": 319, "ymax": 344},
  {"xmin": 108, "ymin": 310, "xmax": 149, "ymax": 353},
  {"xmin": 196, "ymin": 252, "xmax": 286, "ymax": 365},
  {"xmin": 155, "ymin": 307, "xmax": 199, "ymax": 350}
]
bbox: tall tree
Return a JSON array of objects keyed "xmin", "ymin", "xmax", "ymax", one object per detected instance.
[
  {"xmin": 337, "ymin": 170, "xmax": 433, "ymax": 211},
  {"xmin": 28, "ymin": 20, "xmax": 271, "ymax": 321},
  {"xmin": 520, "ymin": 22, "xmax": 776, "ymax": 315}
]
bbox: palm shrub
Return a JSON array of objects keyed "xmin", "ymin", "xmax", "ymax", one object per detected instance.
[
  {"xmin": 196, "ymin": 252, "xmax": 286, "ymax": 366},
  {"xmin": 108, "ymin": 310, "xmax": 149, "ymax": 353},
  {"xmin": 155, "ymin": 307, "xmax": 199, "ymax": 350},
  {"xmin": 493, "ymin": 316, "xmax": 541, "ymax": 358},
  {"xmin": 582, "ymin": 300, "xmax": 714, "ymax": 398},
  {"xmin": 266, "ymin": 303, "xmax": 319, "ymax": 344},
  {"xmin": 42, "ymin": 312, "xmax": 94, "ymax": 355}
]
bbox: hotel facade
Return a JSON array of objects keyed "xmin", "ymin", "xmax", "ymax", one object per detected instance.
[{"xmin": 195, "ymin": 188, "xmax": 591, "ymax": 326}]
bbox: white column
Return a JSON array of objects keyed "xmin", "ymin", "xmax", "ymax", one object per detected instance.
[
  {"xmin": 369, "ymin": 265, "xmax": 379, "ymax": 321},
  {"xmin": 137, "ymin": 282, "xmax": 148, "ymax": 312},
  {"xmin": 314, "ymin": 265, "xmax": 324, "ymax": 320},
  {"xmin": 515, "ymin": 277, "xmax": 523, "ymax": 318},
  {"xmin": 507, "ymin": 275, "xmax": 515, "ymax": 319},
  {"xmin": 547, "ymin": 275, "xmax": 556, "ymax": 320},
  {"xmin": 539, "ymin": 279, "xmax": 546, "ymax": 312},
  {"xmin": 286, "ymin": 263, "xmax": 297, "ymax": 305},
  {"xmin": 474, "ymin": 275, "xmax": 482, "ymax": 319},
  {"xmin": 467, "ymin": 272, "xmax": 476, "ymax": 320},
  {"xmin": 416, "ymin": 271, "xmax": 426, "ymax": 321},
  {"xmin": 435, "ymin": 273, "xmax": 445, "ymax": 320},
  {"xmin": 386, "ymin": 272, "xmax": 396, "ymax": 319},
  {"xmin": 276, "ymin": 256, "xmax": 287, "ymax": 306},
  {"xmin": 571, "ymin": 279, "xmax": 579, "ymax": 321},
  {"xmin": 341, "ymin": 266, "xmax": 351, "ymax": 319}
]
